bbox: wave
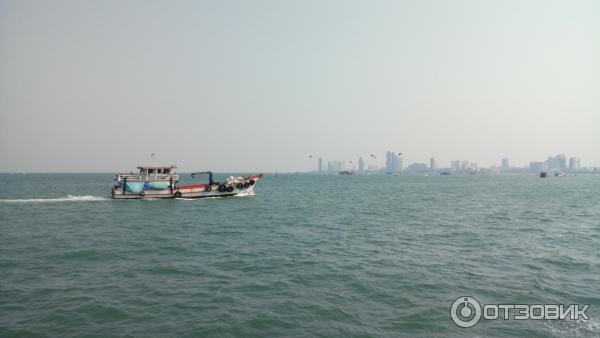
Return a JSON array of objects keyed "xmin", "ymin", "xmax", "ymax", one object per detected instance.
[{"xmin": 0, "ymin": 195, "xmax": 108, "ymax": 203}]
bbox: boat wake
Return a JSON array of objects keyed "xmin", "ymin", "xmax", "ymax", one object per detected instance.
[
  {"xmin": 235, "ymin": 190, "xmax": 256, "ymax": 197},
  {"xmin": 0, "ymin": 195, "xmax": 108, "ymax": 203}
]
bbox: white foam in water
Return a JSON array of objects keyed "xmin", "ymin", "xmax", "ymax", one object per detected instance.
[
  {"xmin": 235, "ymin": 191, "xmax": 256, "ymax": 197},
  {"xmin": 0, "ymin": 195, "xmax": 108, "ymax": 203}
]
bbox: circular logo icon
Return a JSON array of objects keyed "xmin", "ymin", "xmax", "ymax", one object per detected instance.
[{"xmin": 451, "ymin": 296, "xmax": 482, "ymax": 328}]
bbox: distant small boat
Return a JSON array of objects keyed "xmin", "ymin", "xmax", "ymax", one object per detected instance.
[
  {"xmin": 540, "ymin": 171, "xmax": 549, "ymax": 178},
  {"xmin": 554, "ymin": 171, "xmax": 566, "ymax": 177},
  {"xmin": 440, "ymin": 171, "xmax": 451, "ymax": 175},
  {"xmin": 339, "ymin": 170, "xmax": 355, "ymax": 175}
]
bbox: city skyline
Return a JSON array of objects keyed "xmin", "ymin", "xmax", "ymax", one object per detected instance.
[
  {"xmin": 313, "ymin": 151, "xmax": 592, "ymax": 174},
  {"xmin": 0, "ymin": 150, "xmax": 594, "ymax": 173}
]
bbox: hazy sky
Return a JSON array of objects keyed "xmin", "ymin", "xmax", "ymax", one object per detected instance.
[{"xmin": 1, "ymin": 0, "xmax": 598, "ymax": 172}]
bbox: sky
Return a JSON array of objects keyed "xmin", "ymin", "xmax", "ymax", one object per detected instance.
[{"xmin": 0, "ymin": 0, "xmax": 598, "ymax": 172}]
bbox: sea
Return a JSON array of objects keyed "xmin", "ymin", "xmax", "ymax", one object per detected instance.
[{"xmin": 0, "ymin": 173, "xmax": 599, "ymax": 337}]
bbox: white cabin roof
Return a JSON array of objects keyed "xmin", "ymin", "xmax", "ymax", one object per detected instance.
[{"xmin": 137, "ymin": 166, "xmax": 177, "ymax": 170}]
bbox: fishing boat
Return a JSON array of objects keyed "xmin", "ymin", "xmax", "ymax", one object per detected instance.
[
  {"xmin": 112, "ymin": 166, "xmax": 178, "ymax": 199},
  {"xmin": 111, "ymin": 166, "xmax": 262, "ymax": 199},
  {"xmin": 174, "ymin": 172, "xmax": 263, "ymax": 198}
]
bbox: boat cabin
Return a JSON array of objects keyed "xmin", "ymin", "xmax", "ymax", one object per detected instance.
[
  {"xmin": 137, "ymin": 166, "xmax": 177, "ymax": 180},
  {"xmin": 138, "ymin": 166, "xmax": 175, "ymax": 175},
  {"xmin": 115, "ymin": 165, "xmax": 178, "ymax": 183}
]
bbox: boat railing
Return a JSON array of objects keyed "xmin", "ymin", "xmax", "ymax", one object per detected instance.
[{"xmin": 115, "ymin": 173, "xmax": 179, "ymax": 181}]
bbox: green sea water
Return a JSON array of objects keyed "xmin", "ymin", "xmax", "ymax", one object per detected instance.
[{"xmin": 0, "ymin": 173, "xmax": 599, "ymax": 337}]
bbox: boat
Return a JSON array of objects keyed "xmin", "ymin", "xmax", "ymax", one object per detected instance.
[
  {"xmin": 112, "ymin": 166, "xmax": 178, "ymax": 199},
  {"xmin": 540, "ymin": 171, "xmax": 549, "ymax": 178},
  {"xmin": 339, "ymin": 170, "xmax": 355, "ymax": 175},
  {"xmin": 174, "ymin": 172, "xmax": 263, "ymax": 198},
  {"xmin": 111, "ymin": 166, "xmax": 262, "ymax": 199},
  {"xmin": 440, "ymin": 171, "xmax": 451, "ymax": 175},
  {"xmin": 554, "ymin": 171, "xmax": 566, "ymax": 177}
]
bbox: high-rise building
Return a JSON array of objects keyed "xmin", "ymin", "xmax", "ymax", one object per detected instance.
[
  {"xmin": 386, "ymin": 151, "xmax": 393, "ymax": 172},
  {"xmin": 358, "ymin": 157, "xmax": 364, "ymax": 172},
  {"xmin": 385, "ymin": 151, "xmax": 402, "ymax": 172},
  {"xmin": 529, "ymin": 161, "xmax": 547, "ymax": 173},
  {"xmin": 461, "ymin": 161, "xmax": 469, "ymax": 171},
  {"xmin": 568, "ymin": 157, "xmax": 580, "ymax": 172},
  {"xmin": 501, "ymin": 158, "xmax": 509, "ymax": 169},
  {"xmin": 568, "ymin": 157, "xmax": 575, "ymax": 172},
  {"xmin": 318, "ymin": 157, "xmax": 323, "ymax": 172},
  {"xmin": 430, "ymin": 158, "xmax": 437, "ymax": 170},
  {"xmin": 326, "ymin": 160, "xmax": 345, "ymax": 172},
  {"xmin": 546, "ymin": 154, "xmax": 566, "ymax": 170},
  {"xmin": 451, "ymin": 160, "xmax": 461, "ymax": 171}
]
